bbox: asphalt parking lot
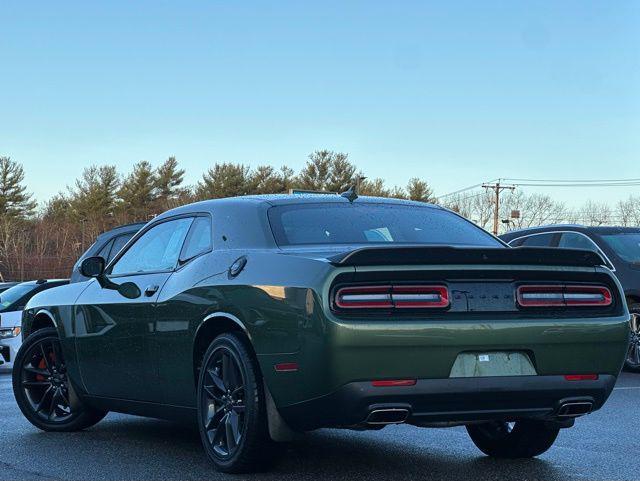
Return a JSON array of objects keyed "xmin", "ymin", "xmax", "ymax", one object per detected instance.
[{"xmin": 0, "ymin": 372, "xmax": 639, "ymax": 481}]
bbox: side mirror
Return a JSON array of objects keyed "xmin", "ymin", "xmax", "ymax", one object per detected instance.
[
  {"xmin": 81, "ymin": 256, "xmax": 141, "ymax": 299},
  {"xmin": 80, "ymin": 256, "xmax": 106, "ymax": 278}
]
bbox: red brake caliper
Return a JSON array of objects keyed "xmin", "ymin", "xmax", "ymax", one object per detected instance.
[
  {"xmin": 35, "ymin": 351, "xmax": 55, "ymax": 381},
  {"xmin": 35, "ymin": 358, "xmax": 47, "ymax": 381}
]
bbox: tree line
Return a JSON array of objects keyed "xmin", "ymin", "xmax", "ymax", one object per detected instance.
[
  {"xmin": 1, "ymin": 151, "xmax": 639, "ymax": 281},
  {"xmin": 0, "ymin": 151, "xmax": 434, "ymax": 280}
]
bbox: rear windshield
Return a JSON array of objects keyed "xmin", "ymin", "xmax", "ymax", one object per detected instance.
[
  {"xmin": 268, "ymin": 203, "xmax": 502, "ymax": 247},
  {"xmin": 600, "ymin": 233, "xmax": 640, "ymax": 265}
]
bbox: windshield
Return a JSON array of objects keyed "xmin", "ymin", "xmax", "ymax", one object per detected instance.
[
  {"xmin": 0, "ymin": 283, "xmax": 35, "ymax": 312},
  {"xmin": 268, "ymin": 203, "xmax": 503, "ymax": 247},
  {"xmin": 600, "ymin": 233, "xmax": 640, "ymax": 264}
]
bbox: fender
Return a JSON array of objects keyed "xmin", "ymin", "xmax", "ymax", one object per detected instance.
[
  {"xmin": 34, "ymin": 309, "xmax": 57, "ymax": 327},
  {"xmin": 195, "ymin": 311, "xmax": 253, "ymax": 342}
]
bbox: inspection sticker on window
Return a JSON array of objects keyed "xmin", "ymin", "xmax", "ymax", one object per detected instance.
[{"xmin": 478, "ymin": 354, "xmax": 490, "ymax": 362}]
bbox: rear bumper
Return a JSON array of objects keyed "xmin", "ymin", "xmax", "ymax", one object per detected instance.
[{"xmin": 279, "ymin": 374, "xmax": 616, "ymax": 430}]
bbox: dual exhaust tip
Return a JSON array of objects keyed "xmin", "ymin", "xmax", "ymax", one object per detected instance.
[
  {"xmin": 364, "ymin": 401, "xmax": 593, "ymax": 426},
  {"xmin": 365, "ymin": 408, "xmax": 410, "ymax": 425}
]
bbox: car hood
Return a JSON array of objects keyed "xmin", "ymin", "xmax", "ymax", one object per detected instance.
[{"xmin": 0, "ymin": 310, "xmax": 22, "ymax": 328}]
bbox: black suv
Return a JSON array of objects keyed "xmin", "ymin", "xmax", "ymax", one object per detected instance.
[
  {"xmin": 70, "ymin": 222, "xmax": 145, "ymax": 283},
  {"xmin": 500, "ymin": 225, "xmax": 640, "ymax": 371}
]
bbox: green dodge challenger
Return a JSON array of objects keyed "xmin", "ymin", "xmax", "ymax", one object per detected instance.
[{"xmin": 13, "ymin": 194, "xmax": 630, "ymax": 472}]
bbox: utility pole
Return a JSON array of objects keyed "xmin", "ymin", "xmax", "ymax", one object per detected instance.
[{"xmin": 482, "ymin": 181, "xmax": 515, "ymax": 235}]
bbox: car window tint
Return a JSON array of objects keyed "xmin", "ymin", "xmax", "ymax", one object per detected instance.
[
  {"xmin": 0, "ymin": 283, "xmax": 35, "ymax": 312},
  {"xmin": 600, "ymin": 233, "xmax": 640, "ymax": 264},
  {"xmin": 519, "ymin": 233, "xmax": 555, "ymax": 247},
  {"xmin": 97, "ymin": 239, "xmax": 114, "ymax": 260},
  {"xmin": 558, "ymin": 232, "xmax": 598, "ymax": 252},
  {"xmin": 108, "ymin": 233, "xmax": 135, "ymax": 263},
  {"xmin": 111, "ymin": 218, "xmax": 193, "ymax": 275},
  {"xmin": 180, "ymin": 216, "xmax": 212, "ymax": 262},
  {"xmin": 268, "ymin": 203, "xmax": 502, "ymax": 247}
]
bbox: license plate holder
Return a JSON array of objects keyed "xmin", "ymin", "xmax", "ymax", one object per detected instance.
[{"xmin": 449, "ymin": 351, "xmax": 536, "ymax": 377}]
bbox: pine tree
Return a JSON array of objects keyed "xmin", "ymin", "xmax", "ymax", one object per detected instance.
[
  {"xmin": 248, "ymin": 165, "xmax": 293, "ymax": 194},
  {"xmin": 155, "ymin": 156, "xmax": 187, "ymax": 199},
  {"xmin": 297, "ymin": 151, "xmax": 333, "ymax": 191},
  {"xmin": 326, "ymin": 154, "xmax": 356, "ymax": 192},
  {"xmin": 118, "ymin": 161, "xmax": 157, "ymax": 216},
  {"xmin": 0, "ymin": 157, "xmax": 36, "ymax": 218},
  {"xmin": 68, "ymin": 165, "xmax": 120, "ymax": 222},
  {"xmin": 196, "ymin": 163, "xmax": 250, "ymax": 199},
  {"xmin": 360, "ymin": 178, "xmax": 390, "ymax": 197},
  {"xmin": 406, "ymin": 178, "xmax": 435, "ymax": 203}
]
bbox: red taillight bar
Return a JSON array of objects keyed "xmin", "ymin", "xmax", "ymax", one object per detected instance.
[
  {"xmin": 564, "ymin": 374, "xmax": 599, "ymax": 381},
  {"xmin": 334, "ymin": 285, "xmax": 449, "ymax": 310},
  {"xmin": 372, "ymin": 379, "xmax": 417, "ymax": 387},
  {"xmin": 517, "ymin": 285, "xmax": 612, "ymax": 308}
]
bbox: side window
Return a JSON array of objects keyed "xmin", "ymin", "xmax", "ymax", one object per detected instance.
[
  {"xmin": 180, "ymin": 216, "xmax": 212, "ymax": 262},
  {"xmin": 558, "ymin": 232, "xmax": 598, "ymax": 252},
  {"xmin": 97, "ymin": 239, "xmax": 114, "ymax": 260},
  {"xmin": 111, "ymin": 218, "xmax": 193, "ymax": 275},
  {"xmin": 108, "ymin": 233, "xmax": 135, "ymax": 263},
  {"xmin": 519, "ymin": 233, "xmax": 555, "ymax": 247}
]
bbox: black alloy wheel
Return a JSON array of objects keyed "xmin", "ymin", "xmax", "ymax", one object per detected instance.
[
  {"xmin": 20, "ymin": 335, "xmax": 73, "ymax": 422},
  {"xmin": 626, "ymin": 306, "xmax": 640, "ymax": 372},
  {"xmin": 12, "ymin": 327, "xmax": 107, "ymax": 431},
  {"xmin": 197, "ymin": 332, "xmax": 273, "ymax": 473},
  {"xmin": 202, "ymin": 346, "xmax": 247, "ymax": 457}
]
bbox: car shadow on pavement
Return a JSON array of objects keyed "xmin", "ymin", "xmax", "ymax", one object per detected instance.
[{"xmin": 14, "ymin": 415, "xmax": 572, "ymax": 481}]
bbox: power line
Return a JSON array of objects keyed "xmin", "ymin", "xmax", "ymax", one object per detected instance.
[
  {"xmin": 503, "ymin": 177, "xmax": 640, "ymax": 183},
  {"xmin": 511, "ymin": 182, "xmax": 640, "ymax": 187},
  {"xmin": 437, "ymin": 179, "xmax": 498, "ymax": 199}
]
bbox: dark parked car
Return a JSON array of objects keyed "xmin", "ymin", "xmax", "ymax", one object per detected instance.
[
  {"xmin": 500, "ymin": 225, "xmax": 640, "ymax": 371},
  {"xmin": 0, "ymin": 282, "xmax": 19, "ymax": 294},
  {"xmin": 70, "ymin": 222, "xmax": 145, "ymax": 283},
  {"xmin": 13, "ymin": 196, "xmax": 628, "ymax": 473}
]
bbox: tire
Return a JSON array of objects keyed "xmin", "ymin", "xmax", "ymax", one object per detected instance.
[
  {"xmin": 12, "ymin": 327, "xmax": 107, "ymax": 432},
  {"xmin": 466, "ymin": 420, "xmax": 560, "ymax": 458},
  {"xmin": 624, "ymin": 304, "xmax": 640, "ymax": 372},
  {"xmin": 197, "ymin": 332, "xmax": 274, "ymax": 473}
]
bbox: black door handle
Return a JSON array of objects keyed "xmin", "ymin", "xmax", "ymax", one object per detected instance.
[{"xmin": 144, "ymin": 285, "xmax": 159, "ymax": 297}]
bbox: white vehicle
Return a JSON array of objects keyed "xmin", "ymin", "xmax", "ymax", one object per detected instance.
[{"xmin": 0, "ymin": 280, "xmax": 68, "ymax": 371}]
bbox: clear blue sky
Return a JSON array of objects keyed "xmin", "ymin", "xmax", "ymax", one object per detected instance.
[{"xmin": 2, "ymin": 1, "xmax": 638, "ymax": 207}]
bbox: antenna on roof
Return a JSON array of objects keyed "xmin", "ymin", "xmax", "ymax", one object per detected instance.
[
  {"xmin": 340, "ymin": 185, "xmax": 358, "ymax": 203},
  {"xmin": 340, "ymin": 176, "xmax": 365, "ymax": 203}
]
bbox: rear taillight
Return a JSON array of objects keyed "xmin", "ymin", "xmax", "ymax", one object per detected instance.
[
  {"xmin": 334, "ymin": 285, "xmax": 449, "ymax": 310},
  {"xmin": 517, "ymin": 285, "xmax": 612, "ymax": 308}
]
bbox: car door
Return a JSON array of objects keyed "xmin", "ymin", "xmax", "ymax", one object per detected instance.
[
  {"xmin": 148, "ymin": 214, "xmax": 217, "ymax": 406},
  {"xmin": 74, "ymin": 216, "xmax": 194, "ymax": 402}
]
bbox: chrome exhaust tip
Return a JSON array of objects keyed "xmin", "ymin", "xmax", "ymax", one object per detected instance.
[
  {"xmin": 366, "ymin": 408, "xmax": 409, "ymax": 425},
  {"xmin": 557, "ymin": 401, "xmax": 593, "ymax": 417}
]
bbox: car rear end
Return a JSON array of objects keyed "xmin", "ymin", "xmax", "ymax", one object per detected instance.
[
  {"xmin": 278, "ymin": 248, "xmax": 628, "ymax": 429},
  {"xmin": 261, "ymin": 199, "xmax": 629, "ymax": 431}
]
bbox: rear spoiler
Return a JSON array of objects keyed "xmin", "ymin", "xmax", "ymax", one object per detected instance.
[{"xmin": 328, "ymin": 246, "xmax": 607, "ymax": 268}]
